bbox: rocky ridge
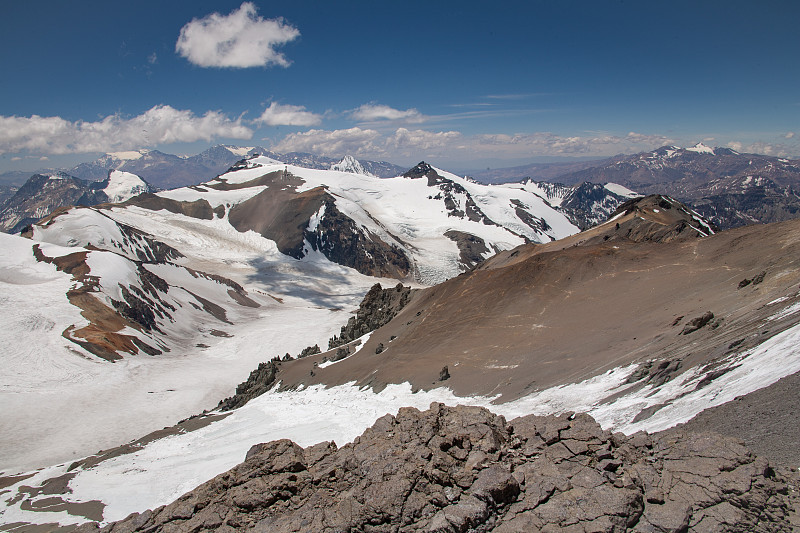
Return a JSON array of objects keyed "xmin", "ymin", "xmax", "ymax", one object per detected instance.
[
  {"xmin": 216, "ymin": 283, "xmax": 414, "ymax": 411},
  {"xmin": 73, "ymin": 404, "xmax": 793, "ymax": 532}
]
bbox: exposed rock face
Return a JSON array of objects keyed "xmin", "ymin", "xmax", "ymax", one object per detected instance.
[
  {"xmin": 217, "ymin": 361, "xmax": 279, "ymax": 412},
  {"xmin": 76, "ymin": 404, "xmax": 792, "ymax": 532},
  {"xmin": 224, "ymin": 170, "xmax": 412, "ymax": 278},
  {"xmin": 559, "ymin": 182, "xmax": 636, "ymax": 230},
  {"xmin": 405, "ymin": 162, "xmax": 493, "ymax": 224},
  {"xmin": 126, "ymin": 193, "xmax": 215, "ymax": 220},
  {"xmin": 305, "ymin": 198, "xmax": 412, "ymax": 278},
  {"xmin": 0, "ymin": 173, "xmax": 108, "ymax": 233},
  {"xmin": 444, "ymin": 230, "xmax": 492, "ymax": 269},
  {"xmin": 328, "ymin": 282, "xmax": 413, "ymax": 349}
]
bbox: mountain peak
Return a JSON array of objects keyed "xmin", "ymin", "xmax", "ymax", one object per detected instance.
[
  {"xmin": 103, "ymin": 170, "xmax": 151, "ymax": 203},
  {"xmin": 329, "ymin": 155, "xmax": 374, "ymax": 176},
  {"xmin": 686, "ymin": 142, "xmax": 715, "ymax": 155},
  {"xmin": 402, "ymin": 161, "xmax": 436, "ymax": 180}
]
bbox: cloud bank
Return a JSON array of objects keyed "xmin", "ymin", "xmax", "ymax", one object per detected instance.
[
  {"xmin": 272, "ymin": 128, "xmax": 675, "ymax": 162},
  {"xmin": 176, "ymin": 2, "xmax": 299, "ymax": 68},
  {"xmin": 0, "ymin": 105, "xmax": 253, "ymax": 155}
]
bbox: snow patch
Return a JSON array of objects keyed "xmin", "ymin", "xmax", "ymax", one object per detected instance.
[
  {"xmin": 686, "ymin": 142, "xmax": 715, "ymax": 154},
  {"xmin": 103, "ymin": 170, "xmax": 149, "ymax": 203},
  {"xmin": 225, "ymin": 146, "xmax": 254, "ymax": 157},
  {"xmin": 108, "ymin": 150, "xmax": 146, "ymax": 161},
  {"xmin": 603, "ymin": 182, "xmax": 639, "ymax": 198}
]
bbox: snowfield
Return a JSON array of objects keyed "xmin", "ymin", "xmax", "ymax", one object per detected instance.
[
  {"xmin": 0, "ymin": 208, "xmax": 398, "ymax": 474},
  {"xmin": 3, "ymin": 317, "xmax": 800, "ymax": 526}
]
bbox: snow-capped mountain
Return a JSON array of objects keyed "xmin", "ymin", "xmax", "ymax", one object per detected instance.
[
  {"xmin": 0, "ymin": 171, "xmax": 153, "ymax": 234},
  {"xmin": 329, "ymin": 154, "xmax": 374, "ymax": 176},
  {"xmin": 549, "ymin": 144, "xmax": 800, "ymax": 229},
  {"xmin": 120, "ymin": 158, "xmax": 579, "ymax": 283},
  {"xmin": 66, "ymin": 146, "xmax": 408, "ymax": 189},
  {"xmin": 101, "ymin": 170, "xmax": 151, "ymax": 203},
  {"xmin": 519, "ymin": 180, "xmax": 640, "ymax": 230}
]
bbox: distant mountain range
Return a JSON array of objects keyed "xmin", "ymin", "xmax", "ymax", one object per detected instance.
[
  {"xmin": 0, "ymin": 145, "xmax": 408, "ymax": 191},
  {"xmin": 0, "ymin": 152, "xmax": 633, "ymax": 238},
  {"xmin": 4, "ymin": 143, "xmax": 800, "ymax": 236},
  {"xmin": 471, "ymin": 143, "xmax": 800, "ymax": 230}
]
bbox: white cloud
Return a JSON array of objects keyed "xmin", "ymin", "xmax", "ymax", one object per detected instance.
[
  {"xmin": 386, "ymin": 128, "xmax": 462, "ymax": 151},
  {"xmin": 272, "ymin": 127, "xmax": 464, "ymax": 160},
  {"xmin": 176, "ymin": 2, "xmax": 299, "ymax": 68},
  {"xmin": 472, "ymin": 131, "xmax": 674, "ymax": 155},
  {"xmin": 273, "ymin": 127, "xmax": 384, "ymax": 156},
  {"xmin": 0, "ymin": 105, "xmax": 253, "ymax": 155},
  {"xmin": 727, "ymin": 140, "xmax": 796, "ymax": 157},
  {"xmin": 272, "ymin": 128, "xmax": 678, "ymax": 164},
  {"xmin": 350, "ymin": 104, "xmax": 427, "ymax": 124},
  {"xmin": 727, "ymin": 141, "xmax": 744, "ymax": 152},
  {"xmin": 10, "ymin": 156, "xmax": 21, "ymax": 161},
  {"xmin": 148, "ymin": 52, "xmax": 158, "ymax": 65},
  {"xmin": 255, "ymin": 102, "xmax": 322, "ymax": 127},
  {"xmin": 786, "ymin": 132, "xmax": 795, "ymax": 139}
]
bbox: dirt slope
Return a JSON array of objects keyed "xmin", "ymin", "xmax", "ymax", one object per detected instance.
[{"xmin": 272, "ymin": 197, "xmax": 800, "ymax": 406}]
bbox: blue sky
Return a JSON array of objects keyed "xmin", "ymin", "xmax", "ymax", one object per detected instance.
[{"xmin": 1, "ymin": 0, "xmax": 798, "ymax": 172}]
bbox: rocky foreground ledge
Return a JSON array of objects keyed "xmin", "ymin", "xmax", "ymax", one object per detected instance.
[{"xmin": 75, "ymin": 404, "xmax": 793, "ymax": 532}]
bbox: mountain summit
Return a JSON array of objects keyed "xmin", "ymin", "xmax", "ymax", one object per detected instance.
[{"xmin": 329, "ymin": 155, "xmax": 374, "ymax": 176}]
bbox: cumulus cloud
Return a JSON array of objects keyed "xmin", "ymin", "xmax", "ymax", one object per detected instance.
[
  {"xmin": 271, "ymin": 128, "xmax": 678, "ymax": 163},
  {"xmin": 272, "ymin": 127, "xmax": 384, "ymax": 157},
  {"xmin": 272, "ymin": 127, "xmax": 465, "ymax": 160},
  {"xmin": 255, "ymin": 102, "xmax": 322, "ymax": 127},
  {"xmin": 176, "ymin": 2, "xmax": 299, "ymax": 68},
  {"xmin": 350, "ymin": 104, "xmax": 427, "ymax": 124},
  {"xmin": 786, "ymin": 132, "xmax": 795, "ymax": 139},
  {"xmin": 0, "ymin": 105, "xmax": 253, "ymax": 155},
  {"xmin": 727, "ymin": 141, "xmax": 744, "ymax": 152},
  {"xmin": 727, "ymin": 140, "xmax": 800, "ymax": 157},
  {"xmin": 387, "ymin": 128, "xmax": 462, "ymax": 151}
]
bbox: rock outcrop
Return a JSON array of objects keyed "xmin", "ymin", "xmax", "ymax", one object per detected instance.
[
  {"xmin": 76, "ymin": 404, "xmax": 792, "ymax": 532},
  {"xmin": 216, "ymin": 361, "xmax": 279, "ymax": 412},
  {"xmin": 328, "ymin": 282, "xmax": 413, "ymax": 349}
]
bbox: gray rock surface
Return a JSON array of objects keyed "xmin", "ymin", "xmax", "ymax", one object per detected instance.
[
  {"xmin": 74, "ymin": 404, "xmax": 792, "ymax": 532},
  {"xmin": 328, "ymin": 282, "xmax": 413, "ymax": 350}
]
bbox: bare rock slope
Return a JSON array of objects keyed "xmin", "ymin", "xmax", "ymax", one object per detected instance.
[
  {"xmin": 270, "ymin": 195, "xmax": 800, "ymax": 406},
  {"xmin": 75, "ymin": 404, "xmax": 793, "ymax": 532}
]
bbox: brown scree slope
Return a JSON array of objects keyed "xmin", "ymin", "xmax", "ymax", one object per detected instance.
[{"xmin": 271, "ymin": 196, "xmax": 800, "ymax": 405}]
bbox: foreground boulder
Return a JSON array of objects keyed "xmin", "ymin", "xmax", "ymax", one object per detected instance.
[{"xmin": 77, "ymin": 404, "xmax": 791, "ymax": 532}]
